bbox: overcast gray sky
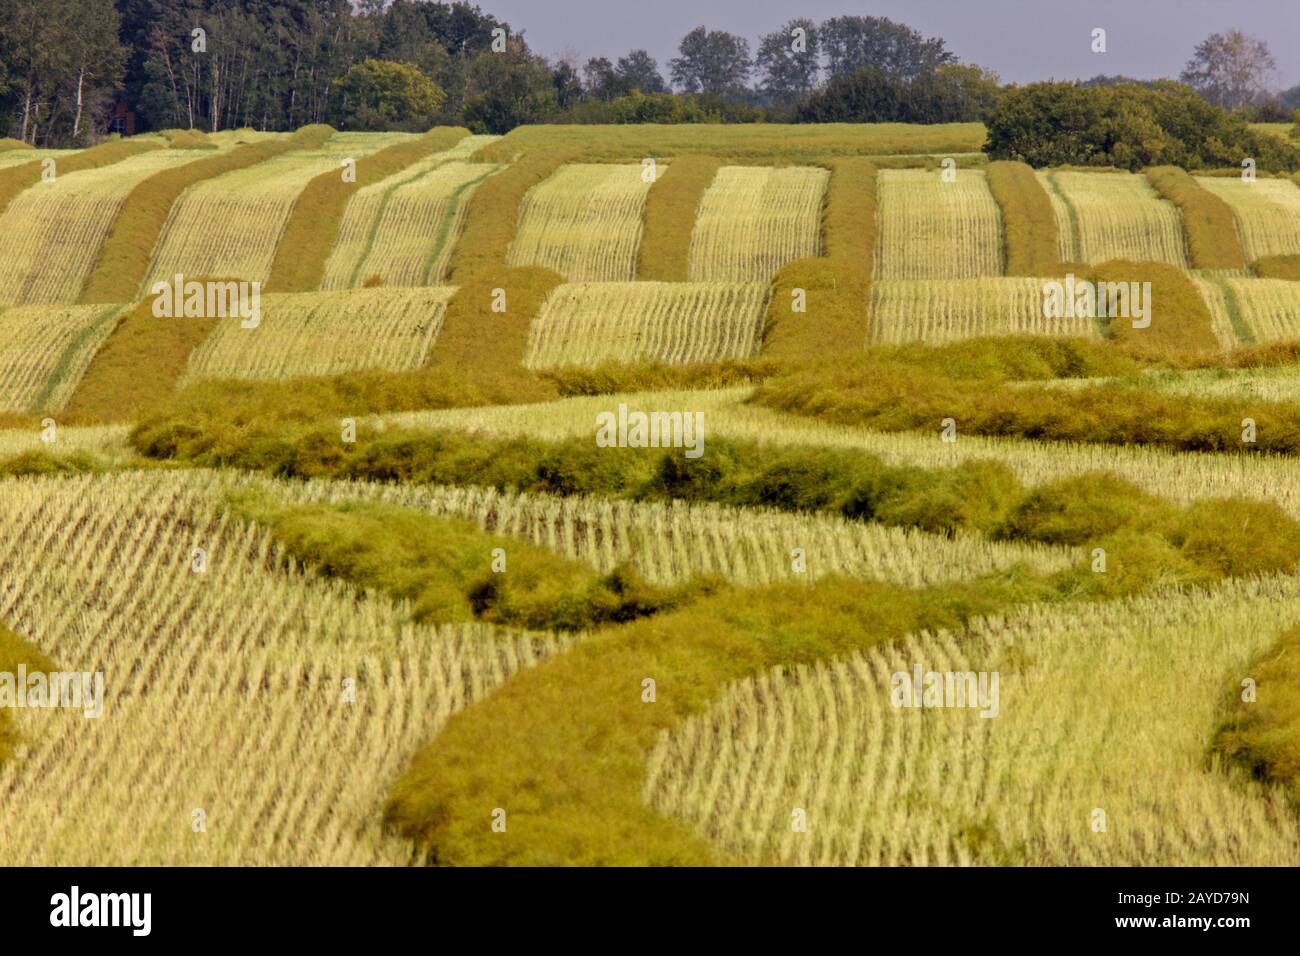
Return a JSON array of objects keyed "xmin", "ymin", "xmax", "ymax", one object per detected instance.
[{"xmin": 484, "ymin": 0, "xmax": 1300, "ymax": 89}]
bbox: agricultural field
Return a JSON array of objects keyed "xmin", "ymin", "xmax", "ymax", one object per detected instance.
[
  {"xmin": 321, "ymin": 135, "xmax": 500, "ymax": 289},
  {"xmin": 181, "ymin": 287, "xmax": 456, "ymax": 383},
  {"xmin": 143, "ymin": 131, "xmax": 414, "ymax": 290},
  {"xmin": 875, "ymin": 169, "xmax": 1003, "ymax": 279},
  {"xmin": 2, "ymin": 109, "xmax": 1300, "ymax": 879},
  {"xmin": 525, "ymin": 281, "xmax": 767, "ymax": 368},
  {"xmin": 687, "ymin": 165, "xmax": 829, "ymax": 281},
  {"xmin": 1195, "ymin": 176, "xmax": 1300, "ymax": 262},
  {"xmin": 1039, "ymin": 170, "xmax": 1191, "ymax": 266},
  {"xmin": 0, "ymin": 147, "xmax": 230, "ymax": 306},
  {"xmin": 868, "ymin": 278, "xmax": 1099, "ymax": 344},
  {"xmin": 507, "ymin": 163, "xmax": 660, "ymax": 280},
  {"xmin": 0, "ymin": 303, "xmax": 122, "ymax": 413}
]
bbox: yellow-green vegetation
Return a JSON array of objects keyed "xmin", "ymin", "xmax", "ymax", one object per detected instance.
[
  {"xmin": 232, "ymin": 492, "xmax": 707, "ymax": 632},
  {"xmin": 446, "ymin": 147, "xmax": 578, "ymax": 279},
  {"xmin": 1196, "ymin": 176, "xmax": 1300, "ymax": 262},
  {"xmin": 985, "ymin": 160, "xmax": 1062, "ymax": 276},
  {"xmin": 1193, "ymin": 276, "xmax": 1300, "ymax": 346},
  {"xmin": 1253, "ymin": 255, "xmax": 1300, "ymax": 280},
  {"xmin": 506, "ymin": 163, "xmax": 661, "ymax": 281},
  {"xmin": 386, "ymin": 572, "xmax": 1046, "ymax": 865},
  {"xmin": 649, "ymin": 576, "xmax": 1300, "ymax": 865},
  {"xmin": 182, "ymin": 287, "xmax": 456, "ymax": 384},
  {"xmin": 1144, "ymin": 166, "xmax": 1247, "ymax": 270},
  {"xmin": 688, "ymin": 166, "xmax": 829, "ymax": 282},
  {"xmin": 266, "ymin": 127, "xmax": 469, "ymax": 293},
  {"xmin": 62, "ymin": 299, "xmax": 220, "ymax": 423},
  {"xmin": 1039, "ymin": 170, "xmax": 1190, "ymax": 267},
  {"xmin": 763, "ymin": 158, "xmax": 875, "ymax": 358},
  {"xmin": 0, "ymin": 471, "xmax": 572, "ymax": 864},
  {"xmin": 1034, "ymin": 365, "xmax": 1300, "ymax": 405},
  {"xmin": 429, "ymin": 147, "xmax": 577, "ymax": 384},
  {"xmin": 0, "ymin": 137, "xmax": 158, "ymax": 216},
  {"xmin": 525, "ymin": 281, "xmax": 767, "ymax": 369},
  {"xmin": 0, "ymin": 621, "xmax": 56, "ymax": 767},
  {"xmin": 260, "ymin": 473, "xmax": 1076, "ymax": 589},
  {"xmin": 80, "ymin": 131, "xmax": 311, "ymax": 304},
  {"xmin": 475, "ymin": 122, "xmax": 988, "ymax": 163},
  {"xmin": 0, "ymin": 303, "xmax": 124, "ymax": 413},
  {"xmin": 321, "ymin": 135, "xmax": 499, "ymax": 290},
  {"xmin": 1091, "ymin": 260, "xmax": 1220, "ymax": 360},
  {"xmin": 143, "ymin": 128, "xmax": 418, "ymax": 289},
  {"xmin": 876, "ymin": 168, "xmax": 1004, "ymax": 279},
  {"xmin": 388, "ymin": 386, "xmax": 1300, "ymax": 517},
  {"xmin": 869, "ymin": 278, "xmax": 1099, "ymax": 344},
  {"xmin": 1214, "ymin": 624, "xmax": 1300, "ymax": 806},
  {"xmin": 0, "ymin": 148, "xmax": 223, "ymax": 306},
  {"xmin": 636, "ymin": 156, "xmax": 722, "ymax": 281}
]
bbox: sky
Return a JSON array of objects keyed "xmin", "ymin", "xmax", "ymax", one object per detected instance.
[{"xmin": 481, "ymin": 0, "xmax": 1300, "ymax": 90}]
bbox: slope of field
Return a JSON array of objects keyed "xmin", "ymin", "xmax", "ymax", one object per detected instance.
[
  {"xmin": 1195, "ymin": 176, "xmax": 1300, "ymax": 262},
  {"xmin": 383, "ymin": 387, "xmax": 1300, "ymax": 516},
  {"xmin": 868, "ymin": 278, "xmax": 1100, "ymax": 344},
  {"xmin": 0, "ymin": 423, "xmax": 131, "ymax": 461},
  {"xmin": 505, "ymin": 163, "xmax": 658, "ymax": 281},
  {"xmin": 254, "ymin": 474, "xmax": 1077, "ymax": 588},
  {"xmin": 0, "ymin": 148, "xmax": 71, "ymax": 171},
  {"xmin": 0, "ymin": 149, "xmax": 228, "ymax": 306},
  {"xmin": 322, "ymin": 135, "xmax": 499, "ymax": 289},
  {"xmin": 875, "ymin": 169, "xmax": 1003, "ymax": 280},
  {"xmin": 646, "ymin": 575, "xmax": 1300, "ymax": 865},
  {"xmin": 181, "ymin": 287, "xmax": 456, "ymax": 384},
  {"xmin": 474, "ymin": 122, "xmax": 988, "ymax": 163},
  {"xmin": 0, "ymin": 304, "xmax": 123, "ymax": 413},
  {"xmin": 0, "ymin": 471, "xmax": 571, "ymax": 865},
  {"xmin": 688, "ymin": 166, "xmax": 828, "ymax": 283},
  {"xmin": 524, "ymin": 281, "xmax": 767, "ymax": 369},
  {"xmin": 1031, "ymin": 366, "xmax": 1300, "ymax": 404},
  {"xmin": 143, "ymin": 132, "xmax": 413, "ymax": 290},
  {"xmin": 1039, "ymin": 170, "xmax": 1190, "ymax": 266},
  {"xmin": 1192, "ymin": 276, "xmax": 1300, "ymax": 345}
]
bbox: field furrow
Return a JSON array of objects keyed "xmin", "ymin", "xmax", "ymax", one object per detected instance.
[
  {"xmin": 143, "ymin": 132, "xmax": 413, "ymax": 290},
  {"xmin": 1195, "ymin": 177, "xmax": 1300, "ymax": 262},
  {"xmin": 869, "ymin": 278, "xmax": 1098, "ymax": 344}
]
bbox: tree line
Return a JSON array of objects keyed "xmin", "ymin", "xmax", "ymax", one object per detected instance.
[{"xmin": 1, "ymin": 1, "xmax": 1298, "ymax": 148}]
